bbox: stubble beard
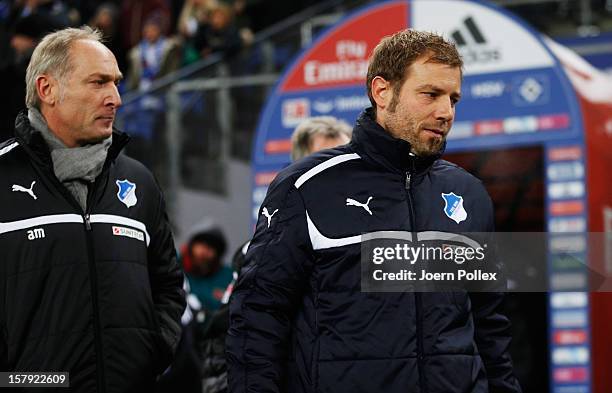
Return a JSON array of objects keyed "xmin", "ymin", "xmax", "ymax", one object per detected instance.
[{"xmin": 384, "ymin": 109, "xmax": 446, "ymax": 157}]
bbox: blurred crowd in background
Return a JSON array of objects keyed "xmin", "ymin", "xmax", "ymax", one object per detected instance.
[
  {"xmin": 0, "ymin": 0, "xmax": 254, "ymax": 141},
  {"xmin": 0, "ymin": 0, "xmax": 324, "ymax": 142}
]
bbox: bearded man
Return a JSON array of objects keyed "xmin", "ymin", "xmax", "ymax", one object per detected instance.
[{"xmin": 227, "ymin": 29, "xmax": 521, "ymax": 393}]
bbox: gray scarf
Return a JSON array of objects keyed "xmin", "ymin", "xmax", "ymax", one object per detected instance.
[{"xmin": 28, "ymin": 108, "xmax": 112, "ymax": 211}]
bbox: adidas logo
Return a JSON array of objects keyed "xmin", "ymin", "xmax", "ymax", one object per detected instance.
[
  {"xmin": 451, "ymin": 16, "xmax": 486, "ymax": 46},
  {"xmin": 450, "ymin": 16, "xmax": 500, "ymax": 64}
]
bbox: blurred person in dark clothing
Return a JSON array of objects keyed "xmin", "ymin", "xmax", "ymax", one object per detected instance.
[
  {"xmin": 177, "ymin": 0, "xmax": 216, "ymax": 64},
  {"xmin": 198, "ymin": 241, "xmax": 250, "ymax": 393},
  {"xmin": 155, "ymin": 279, "xmax": 205, "ymax": 393},
  {"xmin": 0, "ymin": 13, "xmax": 55, "ymax": 141},
  {"xmin": 178, "ymin": 0, "xmax": 216, "ymax": 39},
  {"xmin": 64, "ymin": 0, "xmax": 120, "ymax": 26},
  {"xmin": 193, "ymin": 3, "xmax": 242, "ymax": 59},
  {"xmin": 89, "ymin": 2, "xmax": 125, "ymax": 73},
  {"xmin": 120, "ymin": 0, "xmax": 171, "ymax": 57},
  {"xmin": 0, "ymin": 0, "xmax": 71, "ymax": 92},
  {"xmin": 199, "ymin": 240, "xmax": 249, "ymax": 393},
  {"xmin": 180, "ymin": 221, "xmax": 234, "ymax": 312},
  {"xmin": 0, "ymin": 0, "xmax": 70, "ymax": 65},
  {"xmin": 3, "ymin": 0, "xmax": 73, "ymax": 28},
  {"xmin": 159, "ymin": 239, "xmax": 248, "ymax": 393}
]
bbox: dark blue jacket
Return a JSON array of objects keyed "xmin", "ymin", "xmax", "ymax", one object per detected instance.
[{"xmin": 227, "ymin": 109, "xmax": 521, "ymax": 393}]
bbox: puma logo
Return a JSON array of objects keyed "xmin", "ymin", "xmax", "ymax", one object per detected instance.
[
  {"xmin": 346, "ymin": 196, "xmax": 373, "ymax": 215},
  {"xmin": 12, "ymin": 181, "xmax": 37, "ymax": 200},
  {"xmin": 262, "ymin": 207, "xmax": 279, "ymax": 228}
]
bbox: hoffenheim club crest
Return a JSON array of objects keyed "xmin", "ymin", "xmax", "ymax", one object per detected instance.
[
  {"xmin": 442, "ymin": 192, "xmax": 467, "ymax": 224},
  {"xmin": 116, "ymin": 179, "xmax": 137, "ymax": 208}
]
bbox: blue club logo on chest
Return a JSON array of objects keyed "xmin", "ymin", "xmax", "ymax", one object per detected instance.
[
  {"xmin": 116, "ymin": 179, "xmax": 137, "ymax": 208},
  {"xmin": 441, "ymin": 192, "xmax": 467, "ymax": 224}
]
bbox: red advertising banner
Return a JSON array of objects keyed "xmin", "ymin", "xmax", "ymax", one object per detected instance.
[{"xmin": 280, "ymin": 1, "xmax": 408, "ymax": 92}]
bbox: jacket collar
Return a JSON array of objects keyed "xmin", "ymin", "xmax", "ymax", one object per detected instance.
[
  {"xmin": 350, "ymin": 108, "xmax": 444, "ymax": 174},
  {"xmin": 14, "ymin": 110, "xmax": 130, "ymax": 166}
]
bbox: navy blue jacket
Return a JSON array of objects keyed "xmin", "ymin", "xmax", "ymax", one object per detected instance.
[{"xmin": 227, "ymin": 109, "xmax": 521, "ymax": 393}]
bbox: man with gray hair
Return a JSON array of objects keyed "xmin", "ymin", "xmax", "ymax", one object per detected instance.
[
  {"xmin": 0, "ymin": 26, "xmax": 185, "ymax": 392},
  {"xmin": 290, "ymin": 116, "xmax": 352, "ymax": 161}
]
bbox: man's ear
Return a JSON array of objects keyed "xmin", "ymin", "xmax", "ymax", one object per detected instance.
[
  {"xmin": 371, "ymin": 76, "xmax": 391, "ymax": 112},
  {"xmin": 35, "ymin": 74, "xmax": 58, "ymax": 106}
]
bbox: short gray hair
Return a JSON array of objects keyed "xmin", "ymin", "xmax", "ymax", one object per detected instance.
[
  {"xmin": 291, "ymin": 116, "xmax": 352, "ymax": 161},
  {"xmin": 25, "ymin": 26, "xmax": 103, "ymax": 109}
]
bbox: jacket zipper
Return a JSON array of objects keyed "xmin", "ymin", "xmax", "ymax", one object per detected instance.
[
  {"xmin": 405, "ymin": 169, "xmax": 427, "ymax": 393},
  {"xmin": 20, "ymin": 133, "xmax": 116, "ymax": 392},
  {"xmin": 83, "ymin": 179, "xmax": 106, "ymax": 393},
  {"xmin": 28, "ymin": 155, "xmax": 106, "ymax": 392}
]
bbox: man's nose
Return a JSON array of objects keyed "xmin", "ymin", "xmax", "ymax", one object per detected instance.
[
  {"xmin": 435, "ymin": 97, "xmax": 454, "ymax": 121},
  {"xmin": 106, "ymin": 84, "xmax": 122, "ymax": 108}
]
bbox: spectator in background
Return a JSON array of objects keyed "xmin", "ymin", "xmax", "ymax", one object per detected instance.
[
  {"xmin": 290, "ymin": 115, "xmax": 352, "ymax": 161},
  {"xmin": 0, "ymin": 0, "xmax": 71, "ymax": 67},
  {"xmin": 177, "ymin": 0, "xmax": 217, "ymax": 64},
  {"xmin": 155, "ymin": 278, "xmax": 204, "ymax": 393},
  {"xmin": 178, "ymin": 0, "xmax": 217, "ymax": 38},
  {"xmin": 123, "ymin": 10, "xmax": 181, "ymax": 168},
  {"xmin": 89, "ymin": 3, "xmax": 124, "ymax": 73},
  {"xmin": 199, "ymin": 241, "xmax": 249, "ymax": 393},
  {"xmin": 120, "ymin": 0, "xmax": 171, "ymax": 57},
  {"xmin": 4, "ymin": 0, "xmax": 74, "ymax": 27},
  {"xmin": 227, "ymin": 0, "xmax": 255, "ymax": 50},
  {"xmin": 180, "ymin": 221, "xmax": 234, "ymax": 312},
  {"xmin": 63, "ymin": 0, "xmax": 104, "ymax": 26},
  {"xmin": 158, "ymin": 239, "xmax": 249, "ymax": 393},
  {"xmin": 193, "ymin": 3, "xmax": 243, "ymax": 59},
  {"xmin": 0, "ymin": 13, "xmax": 55, "ymax": 141},
  {"xmin": 127, "ymin": 11, "xmax": 181, "ymax": 92},
  {"xmin": 0, "ymin": 1, "xmax": 10, "ymax": 21}
]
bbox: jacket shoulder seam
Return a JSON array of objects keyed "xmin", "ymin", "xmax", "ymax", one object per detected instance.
[
  {"xmin": 294, "ymin": 153, "xmax": 361, "ymax": 189},
  {"xmin": 0, "ymin": 141, "xmax": 20, "ymax": 159}
]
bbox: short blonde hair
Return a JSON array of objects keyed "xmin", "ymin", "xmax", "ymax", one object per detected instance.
[
  {"xmin": 25, "ymin": 26, "xmax": 103, "ymax": 109},
  {"xmin": 291, "ymin": 116, "xmax": 352, "ymax": 161}
]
